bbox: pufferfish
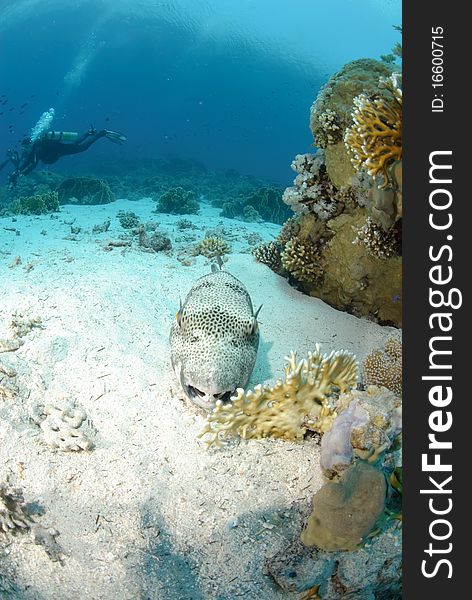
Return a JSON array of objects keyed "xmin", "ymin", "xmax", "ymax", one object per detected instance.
[{"xmin": 170, "ymin": 264, "xmax": 261, "ymax": 411}]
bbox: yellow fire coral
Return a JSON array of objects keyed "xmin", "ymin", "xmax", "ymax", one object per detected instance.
[
  {"xmin": 344, "ymin": 73, "xmax": 402, "ymax": 188},
  {"xmin": 200, "ymin": 345, "xmax": 358, "ymax": 448}
]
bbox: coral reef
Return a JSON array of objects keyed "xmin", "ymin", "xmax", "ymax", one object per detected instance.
[
  {"xmin": 0, "ymin": 484, "xmax": 32, "ymax": 540},
  {"xmin": 353, "ymin": 217, "xmax": 400, "ymax": 259},
  {"xmin": 193, "ymin": 236, "xmax": 231, "ymax": 259},
  {"xmin": 344, "ymin": 73, "xmax": 402, "ymax": 188},
  {"xmin": 221, "ymin": 186, "xmax": 290, "ymax": 225},
  {"xmin": 137, "ymin": 225, "xmax": 172, "ymax": 253},
  {"xmin": 39, "ymin": 403, "xmax": 93, "ymax": 451},
  {"xmin": 9, "ymin": 191, "xmax": 59, "ymax": 215},
  {"xmin": 276, "ymin": 208, "xmax": 402, "ymax": 326},
  {"xmin": 281, "ymin": 238, "xmax": 324, "ymax": 284},
  {"xmin": 156, "ymin": 187, "xmax": 200, "ymax": 215},
  {"xmin": 300, "ymin": 462, "xmax": 386, "ymax": 551},
  {"xmin": 57, "ymin": 177, "xmax": 114, "ymax": 205},
  {"xmin": 200, "ymin": 345, "xmax": 358, "ymax": 448},
  {"xmin": 117, "ymin": 210, "xmax": 140, "ymax": 229},
  {"xmin": 363, "ymin": 337, "xmax": 402, "ymax": 395},
  {"xmin": 252, "ymin": 241, "xmax": 283, "ymax": 273},
  {"xmin": 310, "ymin": 59, "xmax": 394, "ymax": 149}
]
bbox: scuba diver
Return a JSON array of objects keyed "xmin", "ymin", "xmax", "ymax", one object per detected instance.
[{"xmin": 1, "ymin": 126, "xmax": 126, "ymax": 187}]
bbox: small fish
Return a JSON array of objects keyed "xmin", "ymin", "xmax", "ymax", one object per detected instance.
[
  {"xmin": 20, "ymin": 103, "xmax": 28, "ymax": 108},
  {"xmin": 9, "ymin": 107, "xmax": 14, "ymax": 111},
  {"xmin": 105, "ymin": 117, "xmax": 110, "ymax": 122}
]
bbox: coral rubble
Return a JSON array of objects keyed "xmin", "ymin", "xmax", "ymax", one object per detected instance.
[{"xmin": 117, "ymin": 210, "xmax": 140, "ymax": 229}]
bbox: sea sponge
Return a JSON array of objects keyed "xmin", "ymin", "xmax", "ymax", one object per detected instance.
[
  {"xmin": 300, "ymin": 462, "xmax": 386, "ymax": 551},
  {"xmin": 281, "ymin": 238, "xmax": 324, "ymax": 283},
  {"xmin": 57, "ymin": 177, "xmax": 114, "ymax": 205},
  {"xmin": 193, "ymin": 236, "xmax": 231, "ymax": 259},
  {"xmin": 353, "ymin": 217, "xmax": 400, "ymax": 259},
  {"xmin": 39, "ymin": 403, "xmax": 93, "ymax": 451},
  {"xmin": 200, "ymin": 345, "xmax": 358, "ymax": 448},
  {"xmin": 363, "ymin": 337, "xmax": 402, "ymax": 395},
  {"xmin": 0, "ymin": 484, "xmax": 32, "ymax": 539},
  {"xmin": 252, "ymin": 241, "xmax": 283, "ymax": 273},
  {"xmin": 156, "ymin": 187, "xmax": 199, "ymax": 215},
  {"xmin": 344, "ymin": 73, "xmax": 402, "ymax": 188},
  {"xmin": 10, "ymin": 190, "xmax": 60, "ymax": 215}
]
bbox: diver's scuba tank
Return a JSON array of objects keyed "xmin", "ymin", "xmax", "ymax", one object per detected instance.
[{"xmin": 42, "ymin": 131, "xmax": 79, "ymax": 142}]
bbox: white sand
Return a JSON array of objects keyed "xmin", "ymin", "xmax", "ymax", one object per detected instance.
[{"xmin": 0, "ymin": 197, "xmax": 398, "ymax": 599}]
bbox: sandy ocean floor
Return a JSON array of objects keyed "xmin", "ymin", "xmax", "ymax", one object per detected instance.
[{"xmin": 0, "ymin": 196, "xmax": 398, "ymax": 599}]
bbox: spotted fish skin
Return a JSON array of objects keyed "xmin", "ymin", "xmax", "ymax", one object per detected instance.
[{"xmin": 170, "ymin": 270, "xmax": 260, "ymax": 411}]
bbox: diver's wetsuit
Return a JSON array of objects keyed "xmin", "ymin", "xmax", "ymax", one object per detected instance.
[{"xmin": 18, "ymin": 129, "xmax": 107, "ymax": 175}]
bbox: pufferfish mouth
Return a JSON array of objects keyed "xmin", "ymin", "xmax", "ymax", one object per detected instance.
[{"xmin": 186, "ymin": 384, "xmax": 234, "ymax": 404}]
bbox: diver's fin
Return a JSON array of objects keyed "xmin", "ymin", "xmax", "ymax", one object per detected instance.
[{"xmin": 104, "ymin": 130, "xmax": 127, "ymax": 145}]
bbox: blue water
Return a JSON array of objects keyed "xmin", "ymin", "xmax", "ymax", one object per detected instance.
[{"xmin": 1, "ymin": 0, "xmax": 401, "ymax": 184}]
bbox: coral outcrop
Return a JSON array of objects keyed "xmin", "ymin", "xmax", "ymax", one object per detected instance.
[
  {"xmin": 300, "ymin": 462, "xmax": 386, "ymax": 551},
  {"xmin": 200, "ymin": 345, "xmax": 358, "ymax": 448},
  {"xmin": 9, "ymin": 191, "xmax": 60, "ymax": 215},
  {"xmin": 310, "ymin": 59, "xmax": 394, "ymax": 150},
  {"xmin": 156, "ymin": 187, "xmax": 200, "ymax": 215},
  {"xmin": 117, "ymin": 210, "xmax": 140, "ymax": 229},
  {"xmin": 221, "ymin": 186, "xmax": 291, "ymax": 225},
  {"xmin": 363, "ymin": 337, "xmax": 402, "ymax": 395},
  {"xmin": 57, "ymin": 177, "xmax": 114, "ymax": 205}
]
